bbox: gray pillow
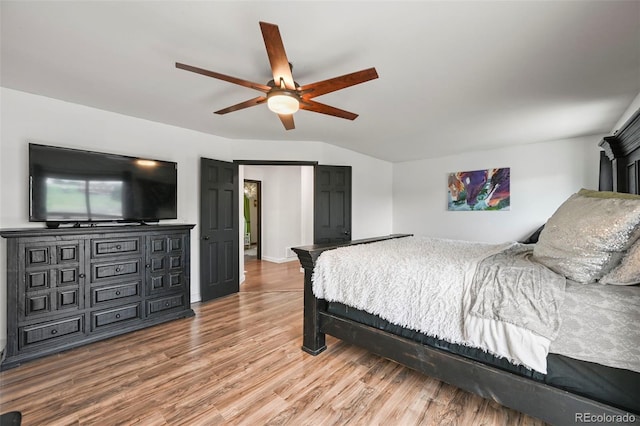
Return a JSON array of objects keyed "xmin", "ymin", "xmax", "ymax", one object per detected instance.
[
  {"xmin": 533, "ymin": 189, "xmax": 640, "ymax": 283},
  {"xmin": 599, "ymin": 240, "xmax": 640, "ymax": 285}
]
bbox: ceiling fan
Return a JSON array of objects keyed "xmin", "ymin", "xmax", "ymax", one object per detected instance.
[{"xmin": 176, "ymin": 21, "xmax": 379, "ymax": 130}]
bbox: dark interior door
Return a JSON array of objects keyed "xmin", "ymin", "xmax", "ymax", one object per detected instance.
[
  {"xmin": 314, "ymin": 165, "xmax": 352, "ymax": 244},
  {"xmin": 200, "ymin": 157, "xmax": 239, "ymax": 302}
]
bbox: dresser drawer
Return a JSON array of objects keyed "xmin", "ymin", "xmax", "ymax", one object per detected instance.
[
  {"xmin": 147, "ymin": 294, "xmax": 185, "ymax": 315},
  {"xmin": 92, "ymin": 259, "xmax": 141, "ymax": 283},
  {"xmin": 91, "ymin": 304, "xmax": 141, "ymax": 330},
  {"xmin": 20, "ymin": 316, "xmax": 84, "ymax": 348},
  {"xmin": 22, "ymin": 287, "xmax": 81, "ymax": 320},
  {"xmin": 92, "ymin": 238, "xmax": 141, "ymax": 258},
  {"xmin": 92, "ymin": 281, "xmax": 141, "ymax": 305}
]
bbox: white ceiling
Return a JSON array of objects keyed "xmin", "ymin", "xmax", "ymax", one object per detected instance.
[{"xmin": 2, "ymin": 1, "xmax": 639, "ymax": 162}]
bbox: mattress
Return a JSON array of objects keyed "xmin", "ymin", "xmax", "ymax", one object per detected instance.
[{"xmin": 327, "ymin": 301, "xmax": 640, "ymax": 414}]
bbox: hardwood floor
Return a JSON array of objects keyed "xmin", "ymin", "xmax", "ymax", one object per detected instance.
[
  {"xmin": 0, "ymin": 258, "xmax": 546, "ymax": 425},
  {"xmin": 241, "ymin": 257, "xmax": 303, "ymax": 293}
]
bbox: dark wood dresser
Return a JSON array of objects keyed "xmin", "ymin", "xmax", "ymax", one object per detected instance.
[{"xmin": 0, "ymin": 224, "xmax": 195, "ymax": 370}]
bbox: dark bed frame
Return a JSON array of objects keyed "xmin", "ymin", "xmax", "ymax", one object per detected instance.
[{"xmin": 292, "ymin": 108, "xmax": 640, "ymax": 425}]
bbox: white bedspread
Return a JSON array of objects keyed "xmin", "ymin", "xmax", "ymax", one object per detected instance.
[
  {"xmin": 312, "ymin": 236, "xmax": 557, "ymax": 371},
  {"xmin": 551, "ymin": 281, "xmax": 640, "ymax": 373},
  {"xmin": 464, "ymin": 244, "xmax": 566, "ymax": 373}
]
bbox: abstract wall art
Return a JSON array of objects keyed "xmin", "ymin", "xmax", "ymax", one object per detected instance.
[{"xmin": 447, "ymin": 167, "xmax": 510, "ymax": 211}]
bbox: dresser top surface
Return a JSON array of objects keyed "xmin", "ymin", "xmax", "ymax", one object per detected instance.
[{"xmin": 1, "ymin": 224, "xmax": 195, "ymax": 238}]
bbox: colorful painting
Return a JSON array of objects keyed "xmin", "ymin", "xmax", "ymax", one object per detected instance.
[{"xmin": 447, "ymin": 167, "xmax": 510, "ymax": 211}]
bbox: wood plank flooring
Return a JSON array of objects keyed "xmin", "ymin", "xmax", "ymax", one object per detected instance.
[{"xmin": 0, "ymin": 258, "xmax": 546, "ymax": 425}]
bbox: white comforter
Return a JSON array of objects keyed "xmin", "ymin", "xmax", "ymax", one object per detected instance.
[{"xmin": 312, "ymin": 236, "xmax": 558, "ymax": 373}]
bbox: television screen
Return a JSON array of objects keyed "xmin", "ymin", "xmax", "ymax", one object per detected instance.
[{"xmin": 29, "ymin": 143, "xmax": 177, "ymax": 224}]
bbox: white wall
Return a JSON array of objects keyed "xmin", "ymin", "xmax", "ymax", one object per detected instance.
[
  {"xmin": 0, "ymin": 88, "xmax": 394, "ymax": 347},
  {"xmin": 613, "ymin": 92, "xmax": 640, "ymax": 131},
  {"xmin": 392, "ymin": 135, "xmax": 603, "ymax": 243},
  {"xmin": 300, "ymin": 167, "xmax": 314, "ymax": 246}
]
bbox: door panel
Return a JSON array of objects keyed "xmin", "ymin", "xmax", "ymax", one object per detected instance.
[
  {"xmin": 222, "ymin": 189, "xmax": 234, "ymax": 228},
  {"xmin": 200, "ymin": 158, "xmax": 239, "ymax": 301},
  {"xmin": 207, "ymin": 189, "xmax": 219, "ymax": 228},
  {"xmin": 314, "ymin": 165, "xmax": 352, "ymax": 244},
  {"xmin": 223, "ymin": 241, "xmax": 234, "ymax": 280},
  {"xmin": 206, "ymin": 241, "xmax": 219, "ymax": 285}
]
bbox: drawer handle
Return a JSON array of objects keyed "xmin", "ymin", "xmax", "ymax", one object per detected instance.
[
  {"xmin": 115, "ymin": 267, "xmax": 122, "ymax": 273},
  {"xmin": 116, "ymin": 245, "xmax": 122, "ymax": 250},
  {"xmin": 165, "ymin": 302, "xmax": 170, "ymax": 307},
  {"xmin": 51, "ymin": 329, "xmax": 58, "ymax": 335},
  {"xmin": 115, "ymin": 291, "xmax": 121, "ymax": 296},
  {"xmin": 115, "ymin": 314, "xmax": 121, "ymax": 319}
]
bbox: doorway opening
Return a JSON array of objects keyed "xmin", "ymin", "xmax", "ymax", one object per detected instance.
[
  {"xmin": 239, "ymin": 162, "xmax": 315, "ymax": 287},
  {"xmin": 243, "ymin": 180, "xmax": 261, "ymax": 260}
]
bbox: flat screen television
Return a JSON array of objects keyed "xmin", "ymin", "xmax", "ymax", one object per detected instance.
[{"xmin": 29, "ymin": 143, "xmax": 177, "ymax": 226}]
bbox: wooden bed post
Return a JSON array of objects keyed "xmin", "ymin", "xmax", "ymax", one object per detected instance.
[
  {"xmin": 292, "ymin": 247, "xmax": 327, "ymax": 355},
  {"xmin": 292, "ymin": 235, "xmax": 412, "ymax": 355}
]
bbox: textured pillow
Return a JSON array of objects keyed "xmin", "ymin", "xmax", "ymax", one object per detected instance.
[
  {"xmin": 533, "ymin": 189, "xmax": 640, "ymax": 283},
  {"xmin": 599, "ymin": 240, "xmax": 640, "ymax": 285}
]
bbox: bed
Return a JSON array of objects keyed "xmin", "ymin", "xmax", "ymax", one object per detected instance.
[{"xmin": 292, "ymin": 108, "xmax": 640, "ymax": 425}]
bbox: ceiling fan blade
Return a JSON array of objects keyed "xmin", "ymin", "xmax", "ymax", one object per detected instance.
[
  {"xmin": 214, "ymin": 96, "xmax": 267, "ymax": 115},
  {"xmin": 259, "ymin": 22, "xmax": 296, "ymax": 90},
  {"xmin": 300, "ymin": 100, "xmax": 358, "ymax": 120},
  {"xmin": 299, "ymin": 68, "xmax": 378, "ymax": 99},
  {"xmin": 278, "ymin": 114, "xmax": 295, "ymax": 130},
  {"xmin": 176, "ymin": 62, "xmax": 271, "ymax": 93}
]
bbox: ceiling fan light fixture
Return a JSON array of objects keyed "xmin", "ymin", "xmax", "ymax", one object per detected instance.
[{"xmin": 267, "ymin": 90, "xmax": 299, "ymax": 115}]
